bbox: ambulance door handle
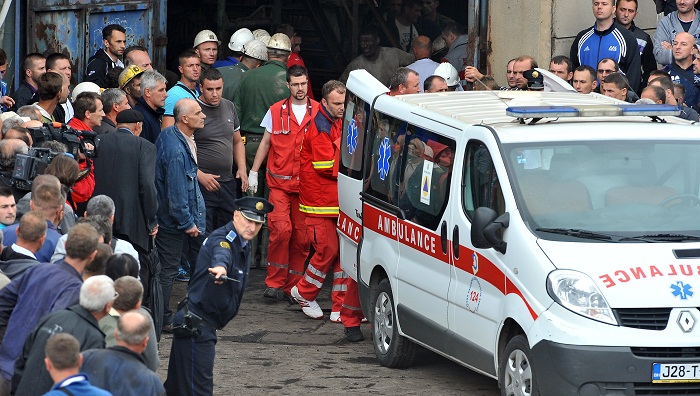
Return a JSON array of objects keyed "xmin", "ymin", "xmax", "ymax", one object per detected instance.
[
  {"xmin": 440, "ymin": 221, "xmax": 448, "ymax": 255},
  {"xmin": 452, "ymin": 225, "xmax": 460, "ymax": 259}
]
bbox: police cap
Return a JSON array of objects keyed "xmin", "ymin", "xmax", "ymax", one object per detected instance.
[
  {"xmin": 523, "ymin": 69, "xmax": 544, "ymax": 90},
  {"xmin": 234, "ymin": 197, "xmax": 274, "ymax": 223}
]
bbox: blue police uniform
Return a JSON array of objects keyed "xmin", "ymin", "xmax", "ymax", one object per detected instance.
[{"xmin": 164, "ymin": 221, "xmax": 250, "ymax": 396}]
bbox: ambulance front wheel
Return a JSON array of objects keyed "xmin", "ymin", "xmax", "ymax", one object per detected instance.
[
  {"xmin": 500, "ymin": 335, "xmax": 540, "ymax": 396},
  {"xmin": 372, "ymin": 278, "xmax": 416, "ymax": 368}
]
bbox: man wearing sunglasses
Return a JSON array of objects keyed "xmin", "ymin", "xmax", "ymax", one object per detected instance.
[{"xmin": 248, "ymin": 65, "xmax": 319, "ymax": 304}]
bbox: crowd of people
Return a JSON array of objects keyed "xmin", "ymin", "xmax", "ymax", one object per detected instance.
[{"xmin": 0, "ymin": 0, "xmax": 696, "ymax": 394}]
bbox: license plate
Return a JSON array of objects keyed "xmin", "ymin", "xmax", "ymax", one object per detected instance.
[{"xmin": 653, "ymin": 363, "xmax": 700, "ymax": 383}]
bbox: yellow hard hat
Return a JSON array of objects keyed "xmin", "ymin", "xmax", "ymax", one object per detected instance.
[{"xmin": 118, "ymin": 65, "xmax": 145, "ymax": 89}]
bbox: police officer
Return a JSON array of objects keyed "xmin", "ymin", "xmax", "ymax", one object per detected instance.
[{"xmin": 163, "ymin": 196, "xmax": 273, "ymax": 396}]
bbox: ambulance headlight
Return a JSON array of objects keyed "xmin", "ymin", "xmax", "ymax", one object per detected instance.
[{"xmin": 547, "ymin": 270, "xmax": 618, "ymax": 326}]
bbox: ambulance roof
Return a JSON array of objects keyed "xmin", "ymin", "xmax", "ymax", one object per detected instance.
[{"xmin": 389, "ymin": 90, "xmax": 700, "ymax": 144}]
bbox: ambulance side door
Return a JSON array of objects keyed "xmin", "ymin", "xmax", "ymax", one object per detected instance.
[
  {"xmin": 389, "ymin": 115, "xmax": 457, "ymax": 348},
  {"xmin": 447, "ymin": 135, "xmax": 508, "ymax": 377},
  {"xmin": 338, "ymin": 70, "xmax": 388, "ymax": 281}
]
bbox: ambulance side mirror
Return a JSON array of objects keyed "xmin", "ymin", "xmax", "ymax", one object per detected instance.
[{"xmin": 471, "ymin": 207, "xmax": 509, "ymax": 254}]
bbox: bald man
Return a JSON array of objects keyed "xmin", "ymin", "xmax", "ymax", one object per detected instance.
[
  {"xmin": 81, "ymin": 310, "xmax": 164, "ymax": 395},
  {"xmin": 406, "ymin": 36, "xmax": 440, "ymax": 92},
  {"xmin": 662, "ymin": 32, "xmax": 700, "ymax": 109},
  {"xmin": 155, "ymin": 98, "xmax": 207, "ymax": 334}
]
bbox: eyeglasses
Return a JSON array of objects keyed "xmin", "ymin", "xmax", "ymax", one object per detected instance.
[
  {"xmin": 598, "ymin": 69, "xmax": 616, "ymax": 75},
  {"xmin": 113, "ymin": 291, "xmax": 120, "ymax": 300}
]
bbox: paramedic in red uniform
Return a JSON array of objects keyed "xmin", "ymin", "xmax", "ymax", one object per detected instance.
[
  {"xmin": 292, "ymin": 80, "xmax": 363, "ymax": 341},
  {"xmin": 249, "ymin": 65, "xmax": 318, "ymax": 303}
]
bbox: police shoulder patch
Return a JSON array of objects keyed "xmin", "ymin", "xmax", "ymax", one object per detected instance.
[
  {"xmin": 219, "ymin": 241, "xmax": 230, "ymax": 249},
  {"xmin": 226, "ymin": 231, "xmax": 236, "ymax": 242}
]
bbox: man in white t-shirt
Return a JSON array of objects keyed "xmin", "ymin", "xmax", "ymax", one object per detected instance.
[
  {"xmin": 247, "ymin": 65, "xmax": 319, "ymax": 305},
  {"xmin": 385, "ymin": 0, "xmax": 422, "ymax": 52}
]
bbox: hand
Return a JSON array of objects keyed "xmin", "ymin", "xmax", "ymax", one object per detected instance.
[
  {"xmin": 208, "ymin": 266, "xmax": 228, "ymax": 284},
  {"xmin": 661, "ymin": 41, "xmax": 672, "ymax": 50},
  {"xmin": 237, "ymin": 168, "xmax": 249, "ymax": 192},
  {"xmin": 248, "ymin": 171, "xmax": 258, "ymax": 194},
  {"xmin": 184, "ymin": 225, "xmax": 200, "ymax": 237},
  {"xmin": 463, "ymin": 66, "xmax": 483, "ymax": 83},
  {"xmin": 149, "ymin": 224, "xmax": 159, "ymax": 236},
  {"xmin": 0, "ymin": 96, "xmax": 14, "ymax": 108},
  {"xmin": 198, "ymin": 171, "xmax": 221, "ymax": 192}
]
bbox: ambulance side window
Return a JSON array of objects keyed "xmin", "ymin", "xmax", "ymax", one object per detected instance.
[
  {"xmin": 340, "ymin": 93, "xmax": 369, "ymax": 180},
  {"xmin": 463, "ymin": 141, "xmax": 506, "ymax": 219},
  {"xmin": 364, "ymin": 111, "xmax": 406, "ymax": 203},
  {"xmin": 399, "ymin": 134, "xmax": 456, "ymax": 230}
]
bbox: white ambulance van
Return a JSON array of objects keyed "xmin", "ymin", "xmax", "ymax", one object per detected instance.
[{"xmin": 337, "ymin": 69, "xmax": 700, "ymax": 395}]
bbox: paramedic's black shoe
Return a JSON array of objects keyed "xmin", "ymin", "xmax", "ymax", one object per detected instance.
[{"xmin": 345, "ymin": 326, "xmax": 364, "ymax": 342}]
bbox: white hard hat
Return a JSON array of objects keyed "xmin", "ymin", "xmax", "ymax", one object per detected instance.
[
  {"xmin": 194, "ymin": 30, "xmax": 220, "ymax": 48},
  {"xmin": 71, "ymin": 82, "xmax": 101, "ymax": 102},
  {"xmin": 266, "ymin": 33, "xmax": 291, "ymax": 52},
  {"xmin": 243, "ymin": 39, "xmax": 269, "ymax": 62},
  {"xmin": 433, "ymin": 62, "xmax": 459, "ymax": 87},
  {"xmin": 228, "ymin": 28, "xmax": 254, "ymax": 52},
  {"xmin": 252, "ymin": 29, "xmax": 270, "ymax": 41}
]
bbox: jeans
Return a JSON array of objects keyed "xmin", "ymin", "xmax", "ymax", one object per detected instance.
[{"xmin": 156, "ymin": 227, "xmax": 205, "ymax": 326}]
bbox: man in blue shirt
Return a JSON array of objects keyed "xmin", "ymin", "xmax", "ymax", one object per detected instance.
[
  {"xmin": 155, "ymin": 98, "xmax": 206, "ymax": 334},
  {"xmin": 161, "ymin": 49, "xmax": 201, "ymax": 129},
  {"xmin": 43, "ymin": 333, "xmax": 111, "ymax": 396},
  {"xmin": 570, "ymin": 0, "xmax": 641, "ymax": 93}
]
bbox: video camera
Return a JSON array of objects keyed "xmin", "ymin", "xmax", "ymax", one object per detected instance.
[
  {"xmin": 12, "ymin": 148, "xmax": 58, "ymax": 191},
  {"xmin": 26, "ymin": 122, "xmax": 98, "ymax": 159},
  {"xmin": 11, "ymin": 122, "xmax": 99, "ymax": 191}
]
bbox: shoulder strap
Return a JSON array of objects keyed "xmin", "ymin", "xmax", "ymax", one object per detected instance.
[
  {"xmin": 59, "ymin": 388, "xmax": 74, "ymax": 396},
  {"xmin": 110, "ymin": 237, "xmax": 117, "ymax": 251},
  {"xmin": 671, "ymin": 63, "xmax": 700, "ymax": 89}
]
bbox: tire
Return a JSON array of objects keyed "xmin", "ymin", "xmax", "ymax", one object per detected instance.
[
  {"xmin": 372, "ymin": 278, "xmax": 416, "ymax": 368},
  {"xmin": 499, "ymin": 335, "xmax": 540, "ymax": 396}
]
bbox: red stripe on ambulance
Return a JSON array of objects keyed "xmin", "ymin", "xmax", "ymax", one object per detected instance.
[{"xmin": 364, "ymin": 204, "xmax": 538, "ymax": 320}]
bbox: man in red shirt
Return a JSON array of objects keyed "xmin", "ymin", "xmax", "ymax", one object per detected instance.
[
  {"xmin": 67, "ymin": 92, "xmax": 102, "ymax": 209},
  {"xmin": 291, "ymin": 81, "xmax": 363, "ymax": 341},
  {"xmin": 249, "ymin": 65, "xmax": 318, "ymax": 303}
]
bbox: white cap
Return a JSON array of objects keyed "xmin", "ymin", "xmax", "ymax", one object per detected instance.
[
  {"xmin": 433, "ymin": 62, "xmax": 459, "ymax": 87},
  {"xmin": 229, "ymin": 28, "xmax": 254, "ymax": 52},
  {"xmin": 194, "ymin": 30, "xmax": 220, "ymax": 48},
  {"xmin": 266, "ymin": 33, "xmax": 291, "ymax": 52},
  {"xmin": 243, "ymin": 39, "xmax": 269, "ymax": 61},
  {"xmin": 71, "ymin": 82, "xmax": 101, "ymax": 102}
]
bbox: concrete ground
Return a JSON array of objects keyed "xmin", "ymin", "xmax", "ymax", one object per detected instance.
[{"xmin": 157, "ymin": 267, "xmax": 500, "ymax": 395}]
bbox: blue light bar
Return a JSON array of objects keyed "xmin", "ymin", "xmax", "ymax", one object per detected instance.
[{"xmin": 506, "ymin": 104, "xmax": 681, "ymax": 118}]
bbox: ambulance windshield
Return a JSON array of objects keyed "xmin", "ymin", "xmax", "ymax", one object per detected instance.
[{"xmin": 507, "ymin": 141, "xmax": 700, "ymax": 241}]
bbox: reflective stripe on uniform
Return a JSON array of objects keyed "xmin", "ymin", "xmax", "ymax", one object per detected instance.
[
  {"xmin": 304, "ymin": 274, "xmax": 323, "ymax": 288},
  {"xmin": 299, "ymin": 204, "xmax": 339, "ymax": 215},
  {"xmin": 289, "ymin": 269, "xmax": 304, "ymax": 276},
  {"xmin": 333, "ymin": 270, "xmax": 347, "ymax": 279},
  {"xmin": 332, "ymin": 283, "xmax": 348, "ymax": 292},
  {"xmin": 307, "ymin": 264, "xmax": 326, "ymax": 279},
  {"xmin": 267, "ymin": 262, "xmax": 288, "ymax": 269},
  {"xmin": 342, "ymin": 303, "xmax": 362, "ymax": 311},
  {"xmin": 312, "ymin": 159, "xmax": 334, "ymax": 169}
]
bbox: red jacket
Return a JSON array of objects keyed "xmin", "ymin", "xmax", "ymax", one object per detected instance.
[
  {"xmin": 266, "ymin": 98, "xmax": 319, "ymax": 192},
  {"xmin": 66, "ymin": 118, "xmax": 95, "ymax": 206},
  {"xmin": 299, "ymin": 105, "xmax": 341, "ymax": 217}
]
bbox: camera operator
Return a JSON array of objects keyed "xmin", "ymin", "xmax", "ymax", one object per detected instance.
[
  {"xmin": 0, "ymin": 139, "xmax": 29, "ymax": 202},
  {"xmin": 66, "ymin": 92, "xmax": 101, "ymax": 214},
  {"xmin": 16, "ymin": 153, "xmax": 79, "ymax": 234}
]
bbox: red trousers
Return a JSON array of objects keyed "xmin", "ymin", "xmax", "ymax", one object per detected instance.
[
  {"xmin": 295, "ymin": 216, "xmax": 346, "ymax": 312},
  {"xmin": 340, "ymin": 278, "xmax": 364, "ymax": 327},
  {"xmin": 265, "ymin": 188, "xmax": 309, "ymax": 295}
]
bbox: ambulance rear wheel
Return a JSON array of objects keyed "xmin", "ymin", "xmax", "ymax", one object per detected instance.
[
  {"xmin": 500, "ymin": 335, "xmax": 540, "ymax": 396},
  {"xmin": 372, "ymin": 278, "xmax": 416, "ymax": 368}
]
